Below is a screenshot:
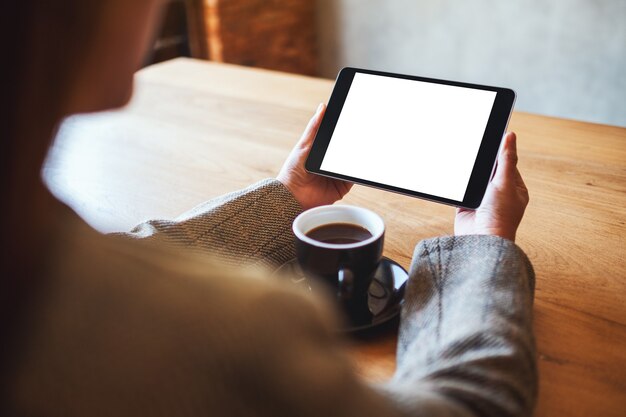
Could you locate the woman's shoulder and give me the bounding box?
[9,207,338,414]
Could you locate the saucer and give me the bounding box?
[273,257,408,333]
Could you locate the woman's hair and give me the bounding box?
[0,0,106,387]
[6,1,105,126]
[2,0,105,179]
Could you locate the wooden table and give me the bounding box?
[44,58,626,417]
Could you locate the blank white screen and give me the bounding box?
[320,73,497,201]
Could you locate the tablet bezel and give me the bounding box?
[305,67,516,209]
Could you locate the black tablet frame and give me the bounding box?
[305,67,516,209]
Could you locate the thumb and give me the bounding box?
[494,132,517,184]
[297,103,325,148]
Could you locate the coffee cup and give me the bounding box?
[292,205,385,326]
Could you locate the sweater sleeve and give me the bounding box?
[215,234,537,417]
[379,235,537,417]
[120,179,303,268]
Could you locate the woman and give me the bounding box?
[2,1,536,416]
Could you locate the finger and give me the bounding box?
[515,166,527,189]
[494,132,518,183]
[297,103,326,148]
[334,180,354,196]
[514,167,529,205]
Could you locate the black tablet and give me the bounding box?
[305,67,516,209]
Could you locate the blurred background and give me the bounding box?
[152,0,625,126]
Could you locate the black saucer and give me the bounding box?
[273,257,408,333]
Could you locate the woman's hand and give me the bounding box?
[455,132,529,241]
[277,104,353,210]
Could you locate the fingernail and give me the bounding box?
[316,103,324,114]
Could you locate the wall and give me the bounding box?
[316,0,626,127]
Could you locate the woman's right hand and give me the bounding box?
[454,132,529,241]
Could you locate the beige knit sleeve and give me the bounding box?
[381,235,537,417]
[119,179,303,268]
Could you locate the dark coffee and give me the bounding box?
[306,223,373,244]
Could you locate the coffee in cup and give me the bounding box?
[306,223,373,244]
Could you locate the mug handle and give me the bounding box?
[337,267,354,300]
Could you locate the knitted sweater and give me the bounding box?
[5,179,537,417]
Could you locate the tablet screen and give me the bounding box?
[319,73,497,201]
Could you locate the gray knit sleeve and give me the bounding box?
[382,235,537,417]
[120,179,303,267]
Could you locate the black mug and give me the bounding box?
[292,205,385,326]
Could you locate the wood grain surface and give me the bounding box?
[44,58,626,417]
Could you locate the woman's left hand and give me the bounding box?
[277,103,353,210]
